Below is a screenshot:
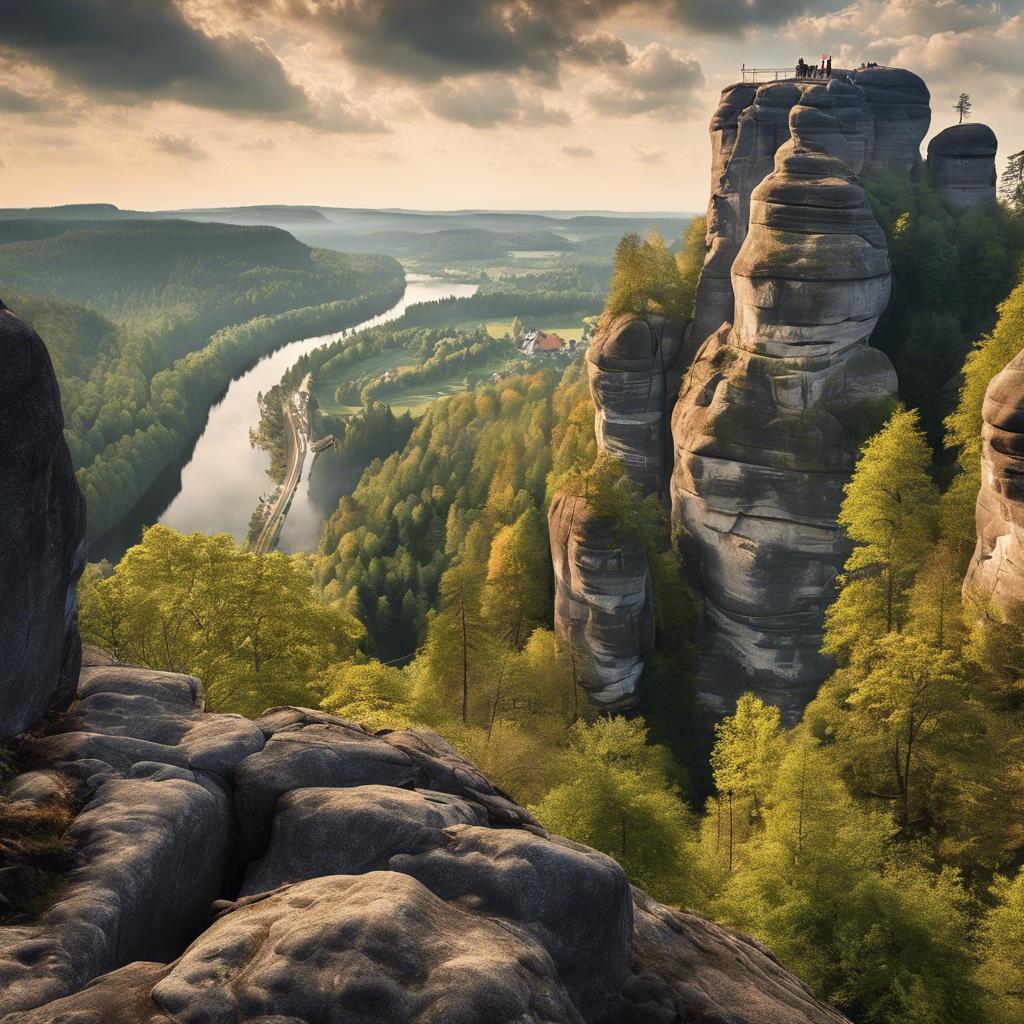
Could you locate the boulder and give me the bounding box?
[0,301,86,740]
[671,115,897,718]
[0,653,854,1024]
[588,314,687,498]
[548,490,654,708]
[927,123,998,211]
[852,65,931,172]
[964,346,1024,619]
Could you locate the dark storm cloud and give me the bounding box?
[0,0,309,114]
[296,0,836,82]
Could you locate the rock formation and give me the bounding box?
[0,299,86,740]
[690,68,929,347]
[927,123,998,211]
[548,490,654,708]
[671,97,898,717]
[1,649,852,1024]
[588,313,686,498]
[963,347,1024,620]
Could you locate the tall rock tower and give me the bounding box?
[672,87,900,718]
[927,123,998,211]
[963,347,1024,621]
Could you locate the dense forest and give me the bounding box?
[78,175,1024,1024]
[0,221,405,542]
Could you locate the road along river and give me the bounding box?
[91,275,478,562]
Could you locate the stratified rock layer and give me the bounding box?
[927,123,998,210]
[588,313,686,497]
[548,491,654,708]
[690,67,929,347]
[1,654,852,1024]
[0,300,86,740]
[964,347,1024,619]
[671,110,897,717]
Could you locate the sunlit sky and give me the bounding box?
[1,0,1022,213]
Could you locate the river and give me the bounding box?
[91,274,478,562]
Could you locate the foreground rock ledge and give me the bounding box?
[0,650,849,1024]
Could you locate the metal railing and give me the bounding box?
[740,65,795,83]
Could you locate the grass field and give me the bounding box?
[471,318,588,342]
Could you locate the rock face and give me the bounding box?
[963,348,1024,620]
[588,313,687,498]
[927,123,998,210]
[671,101,898,717]
[0,300,86,740]
[548,490,654,708]
[690,68,928,347]
[1,654,853,1024]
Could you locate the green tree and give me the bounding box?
[480,506,552,648]
[531,718,698,905]
[954,92,972,124]
[1000,150,1024,211]
[78,525,363,715]
[824,408,939,661]
[414,562,491,725]
[710,694,784,819]
[977,869,1024,1024]
[320,659,412,729]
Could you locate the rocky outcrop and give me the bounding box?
[0,300,86,740]
[671,102,898,717]
[548,490,654,708]
[690,68,928,347]
[1,655,852,1024]
[963,347,1024,620]
[588,313,687,498]
[927,123,998,211]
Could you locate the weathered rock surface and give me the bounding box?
[927,123,998,210]
[548,490,655,708]
[690,68,928,348]
[964,347,1024,620]
[588,314,687,498]
[0,300,86,740]
[671,106,898,717]
[1,656,853,1024]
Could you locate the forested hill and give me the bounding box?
[0,220,404,545]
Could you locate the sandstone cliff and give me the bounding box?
[548,489,654,708]
[671,99,898,717]
[927,123,998,211]
[0,650,851,1024]
[690,68,929,347]
[588,313,686,499]
[0,299,86,740]
[963,347,1024,620]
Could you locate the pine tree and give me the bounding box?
[954,93,972,124]
[999,150,1024,210]
[824,407,939,661]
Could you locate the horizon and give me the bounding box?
[2,1,1021,211]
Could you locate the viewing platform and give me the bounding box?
[739,65,845,84]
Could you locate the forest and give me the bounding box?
[77,171,1024,1024]
[0,221,405,543]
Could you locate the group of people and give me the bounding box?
[796,55,832,78]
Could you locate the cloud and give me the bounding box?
[306,90,390,133]
[587,43,704,117]
[0,0,309,115]
[427,78,569,128]
[0,84,53,113]
[152,133,209,160]
[561,143,595,157]
[632,146,669,163]
[241,136,276,151]
[287,0,826,85]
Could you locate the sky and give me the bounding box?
[1,0,1022,213]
